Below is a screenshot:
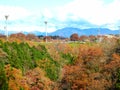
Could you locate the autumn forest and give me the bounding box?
[0,33,120,90]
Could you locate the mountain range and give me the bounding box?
[34,27,119,37]
[0,27,120,37]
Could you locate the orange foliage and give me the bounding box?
[45,44,61,62]
[5,64,29,90]
[105,53,120,72]
[77,45,103,63]
[87,72,111,90]
[55,43,72,54]
[25,67,54,90]
[59,44,106,90]
[26,34,40,42]
[60,65,88,90]
[5,64,54,90]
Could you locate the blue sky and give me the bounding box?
[0,0,120,32]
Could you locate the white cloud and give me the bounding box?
[55,0,104,22]
[0,5,31,20]
[1,23,56,33]
[42,8,53,19]
[55,0,120,28]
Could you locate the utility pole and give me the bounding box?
[5,15,9,41]
[44,21,47,43]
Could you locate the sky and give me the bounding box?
[0,0,120,32]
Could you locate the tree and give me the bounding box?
[5,64,29,90]
[43,36,52,42]
[26,34,39,41]
[70,33,79,41]
[79,35,88,42]
[89,35,97,42]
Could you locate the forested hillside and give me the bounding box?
[0,37,120,90]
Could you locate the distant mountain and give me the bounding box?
[0,27,119,38]
[49,27,83,37]
[49,27,119,37]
